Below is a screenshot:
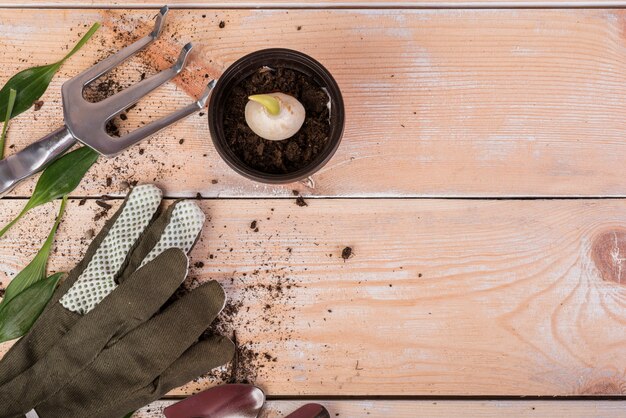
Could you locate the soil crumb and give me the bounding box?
[342,246,353,261]
[223,66,330,174]
[295,196,308,207]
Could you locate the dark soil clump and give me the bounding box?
[223,66,330,174]
[295,196,307,207]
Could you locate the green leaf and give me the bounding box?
[0,22,100,120]
[2,196,67,304]
[0,88,17,160]
[0,272,63,343]
[23,147,99,211]
[0,147,99,238]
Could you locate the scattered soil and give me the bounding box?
[223,66,330,174]
[33,100,44,111]
[188,218,300,385]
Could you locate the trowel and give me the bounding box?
[163,384,265,418]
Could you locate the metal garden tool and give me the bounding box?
[0,6,215,197]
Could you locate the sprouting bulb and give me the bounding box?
[245,93,306,141]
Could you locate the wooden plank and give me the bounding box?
[2,9,626,198]
[133,400,626,417]
[1,198,625,396]
[2,1,626,8]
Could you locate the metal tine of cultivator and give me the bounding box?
[94,42,193,120]
[65,6,168,91]
[108,79,217,154]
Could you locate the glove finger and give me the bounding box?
[76,247,190,346]
[0,249,189,415]
[49,185,161,307]
[118,200,205,284]
[91,336,235,418]
[58,184,163,315]
[158,335,235,389]
[113,280,226,377]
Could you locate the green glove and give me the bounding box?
[0,185,234,417]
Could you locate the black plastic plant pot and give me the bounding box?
[208,48,345,184]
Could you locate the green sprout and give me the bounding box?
[248,94,281,116]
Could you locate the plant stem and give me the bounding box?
[60,23,101,65]
[0,88,17,160]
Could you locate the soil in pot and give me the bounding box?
[223,66,330,174]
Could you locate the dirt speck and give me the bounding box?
[341,246,353,261]
[95,200,112,210]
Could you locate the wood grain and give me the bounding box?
[133,400,626,417]
[2,9,626,198]
[1,198,625,396]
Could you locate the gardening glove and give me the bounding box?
[29,267,233,418]
[0,185,234,417]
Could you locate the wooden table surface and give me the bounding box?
[0,2,625,417]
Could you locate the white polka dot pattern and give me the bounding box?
[60,185,162,314]
[138,201,205,269]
